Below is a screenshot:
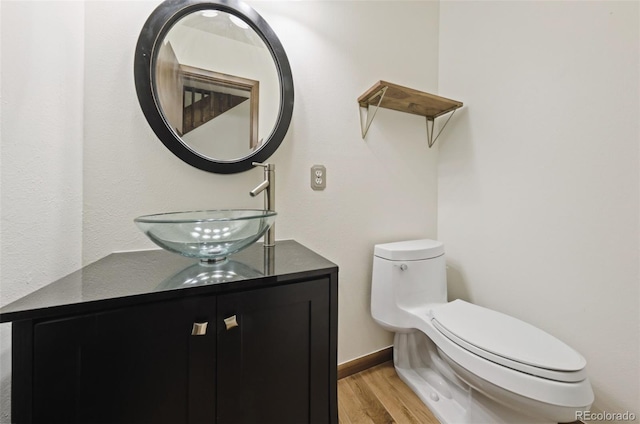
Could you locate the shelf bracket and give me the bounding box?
[359,86,388,138]
[426,109,457,148]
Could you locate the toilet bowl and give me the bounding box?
[371,239,594,424]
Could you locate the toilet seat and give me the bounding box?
[430,300,587,383]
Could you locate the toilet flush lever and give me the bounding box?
[395,263,408,271]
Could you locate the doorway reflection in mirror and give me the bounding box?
[153,9,279,161]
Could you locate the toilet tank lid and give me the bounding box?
[374,239,444,261]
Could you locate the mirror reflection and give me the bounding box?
[154,9,280,161]
[155,260,263,291]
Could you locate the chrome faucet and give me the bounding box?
[250,162,275,247]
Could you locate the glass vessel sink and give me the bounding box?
[135,209,276,263]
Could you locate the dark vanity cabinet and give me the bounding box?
[24,298,203,424]
[1,241,338,424]
[216,280,332,423]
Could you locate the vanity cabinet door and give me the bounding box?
[216,278,332,424]
[30,297,216,424]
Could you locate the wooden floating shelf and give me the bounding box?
[357,80,463,145]
[358,81,463,119]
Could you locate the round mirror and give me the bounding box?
[134,0,294,174]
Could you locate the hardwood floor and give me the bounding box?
[338,361,583,424]
[338,361,439,424]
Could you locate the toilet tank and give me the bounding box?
[371,239,447,331]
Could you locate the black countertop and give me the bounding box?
[0,240,338,323]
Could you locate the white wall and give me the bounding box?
[1,3,441,418]
[184,101,253,160]
[8,0,636,421]
[0,2,85,422]
[80,0,440,368]
[438,1,639,419]
[252,0,441,362]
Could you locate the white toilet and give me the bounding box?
[371,239,594,424]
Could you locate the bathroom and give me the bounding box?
[0,0,638,422]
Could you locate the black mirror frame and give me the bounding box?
[134,0,294,174]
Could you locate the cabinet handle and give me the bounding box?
[223,315,239,330]
[191,322,208,336]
